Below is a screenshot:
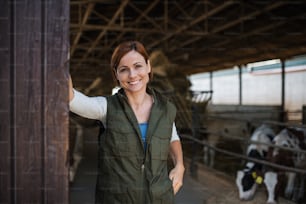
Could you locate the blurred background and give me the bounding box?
[68,1,306,203]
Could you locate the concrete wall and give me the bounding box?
[190,55,306,121]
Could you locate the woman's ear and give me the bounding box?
[113,69,118,79]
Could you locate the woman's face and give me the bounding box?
[115,50,151,93]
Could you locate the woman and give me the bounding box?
[69,41,185,203]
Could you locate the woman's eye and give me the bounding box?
[118,68,127,73]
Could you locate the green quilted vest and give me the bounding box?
[95,88,177,204]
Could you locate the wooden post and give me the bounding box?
[0,1,70,203]
[0,1,11,203]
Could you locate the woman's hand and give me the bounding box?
[169,140,185,195]
[69,75,74,101]
[169,163,185,195]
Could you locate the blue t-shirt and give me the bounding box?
[139,123,148,149]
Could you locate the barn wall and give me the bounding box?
[192,103,282,142]
[206,104,282,122]
[0,1,69,203]
[190,56,306,122]
[201,104,282,147]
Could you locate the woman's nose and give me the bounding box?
[129,68,137,77]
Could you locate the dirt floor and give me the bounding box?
[185,159,295,204]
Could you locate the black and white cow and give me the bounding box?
[236,124,275,201]
[264,127,306,204]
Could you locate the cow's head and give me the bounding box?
[236,168,264,200]
[236,149,264,200]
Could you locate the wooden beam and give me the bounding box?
[171,2,305,62]
[70,3,95,57]
[148,1,236,48]
[164,0,168,31]
[0,1,70,203]
[70,23,162,33]
[180,45,306,75]
[95,0,160,61]
[70,0,116,5]
[128,0,162,31]
[169,1,288,53]
[70,23,213,36]
[74,0,129,68]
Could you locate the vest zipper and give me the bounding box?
[140,163,145,203]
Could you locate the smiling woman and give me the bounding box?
[69,40,185,204]
[110,41,153,89]
[114,50,151,96]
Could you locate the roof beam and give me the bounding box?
[128,0,162,31]
[74,0,130,69]
[70,3,95,57]
[169,1,288,53]
[95,0,160,59]
[70,23,212,36]
[148,1,236,48]
[172,10,306,61]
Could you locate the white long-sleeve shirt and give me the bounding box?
[69,89,180,142]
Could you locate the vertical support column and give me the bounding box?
[0,1,70,203]
[209,71,213,100]
[281,59,286,122]
[44,0,70,203]
[303,105,306,125]
[239,65,242,105]
[0,1,11,203]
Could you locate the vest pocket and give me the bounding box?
[151,135,170,160]
[104,130,137,157]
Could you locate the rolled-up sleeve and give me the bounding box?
[69,89,107,122]
[171,123,180,142]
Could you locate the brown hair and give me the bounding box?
[110,41,153,85]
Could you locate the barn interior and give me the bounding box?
[68,1,306,203]
[70,0,306,95]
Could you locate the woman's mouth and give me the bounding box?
[128,80,140,85]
